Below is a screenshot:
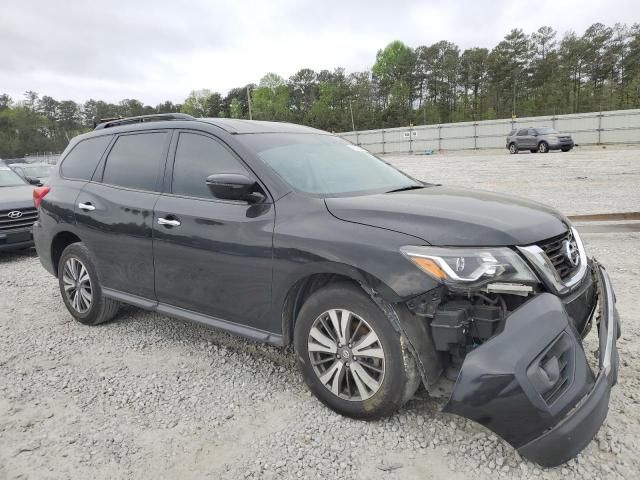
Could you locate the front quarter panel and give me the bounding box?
[269,192,439,333]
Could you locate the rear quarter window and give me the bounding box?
[61,135,113,180]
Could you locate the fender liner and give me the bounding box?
[359,283,444,388]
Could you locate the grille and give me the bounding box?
[0,207,38,231]
[537,231,580,280]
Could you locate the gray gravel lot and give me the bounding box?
[1,147,639,479]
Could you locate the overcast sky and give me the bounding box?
[1,0,637,105]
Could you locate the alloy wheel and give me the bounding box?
[307,309,386,401]
[62,257,93,313]
[538,142,548,153]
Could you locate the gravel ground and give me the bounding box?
[1,148,639,479]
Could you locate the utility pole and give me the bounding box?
[349,100,355,131]
[247,86,253,120]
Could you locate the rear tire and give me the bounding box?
[293,282,419,420]
[58,243,120,325]
[538,141,549,153]
[508,143,518,154]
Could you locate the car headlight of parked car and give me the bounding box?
[400,245,538,289]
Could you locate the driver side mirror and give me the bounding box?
[206,174,264,202]
[26,176,42,186]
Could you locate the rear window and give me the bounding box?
[61,135,112,180]
[102,132,169,191]
[516,129,528,136]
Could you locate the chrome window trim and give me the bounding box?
[517,226,587,295]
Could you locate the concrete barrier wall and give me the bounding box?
[337,109,640,154]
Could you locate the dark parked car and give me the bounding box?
[33,114,618,467]
[9,162,55,186]
[0,167,38,251]
[507,127,574,154]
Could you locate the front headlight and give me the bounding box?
[400,245,538,288]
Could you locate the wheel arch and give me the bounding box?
[51,230,83,276]
[278,265,401,347]
[279,266,444,388]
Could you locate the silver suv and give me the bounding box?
[506,127,574,154]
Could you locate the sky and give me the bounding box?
[1,0,638,105]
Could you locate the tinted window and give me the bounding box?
[103,132,168,191]
[172,133,247,198]
[238,133,420,195]
[61,135,112,180]
[516,129,528,136]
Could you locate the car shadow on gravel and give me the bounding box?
[0,247,38,264]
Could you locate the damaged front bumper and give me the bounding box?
[443,260,619,467]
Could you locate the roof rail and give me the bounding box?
[93,113,195,130]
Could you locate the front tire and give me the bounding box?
[58,243,120,325]
[294,282,419,420]
[508,143,518,154]
[538,141,549,153]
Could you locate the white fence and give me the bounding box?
[1,153,61,165]
[337,109,640,154]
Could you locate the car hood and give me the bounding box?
[324,186,569,246]
[0,184,35,210]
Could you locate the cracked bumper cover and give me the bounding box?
[443,261,619,467]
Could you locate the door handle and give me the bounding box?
[157,217,181,227]
[78,202,95,211]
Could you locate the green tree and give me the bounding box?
[372,41,416,108]
[181,89,213,117]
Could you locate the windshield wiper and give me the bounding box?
[386,184,425,193]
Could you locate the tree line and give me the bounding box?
[1,22,639,158]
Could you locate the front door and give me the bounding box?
[153,131,275,330]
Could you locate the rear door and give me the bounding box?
[153,131,275,330]
[74,130,171,299]
[516,129,532,149]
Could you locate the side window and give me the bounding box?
[172,132,248,199]
[516,129,528,136]
[102,132,168,191]
[61,135,112,180]
[529,128,538,136]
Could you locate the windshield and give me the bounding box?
[22,164,53,178]
[238,133,420,195]
[536,128,559,135]
[0,169,27,187]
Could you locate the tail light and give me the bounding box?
[33,186,50,209]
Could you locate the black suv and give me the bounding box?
[507,127,574,154]
[33,114,618,467]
